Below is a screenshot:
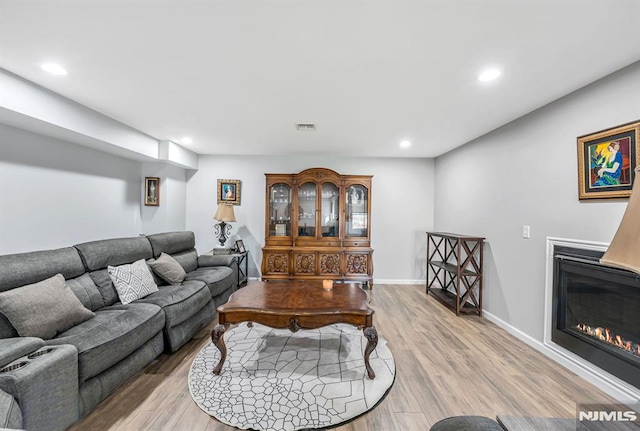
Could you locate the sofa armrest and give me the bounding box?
[0,338,45,369]
[198,255,237,268]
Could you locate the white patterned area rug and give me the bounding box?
[189,323,396,431]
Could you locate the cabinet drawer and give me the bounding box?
[321,241,341,247]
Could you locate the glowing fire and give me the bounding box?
[576,323,640,356]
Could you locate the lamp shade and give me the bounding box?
[214,204,236,222]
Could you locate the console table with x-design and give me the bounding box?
[426,232,485,316]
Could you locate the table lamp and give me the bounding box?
[213,204,236,247]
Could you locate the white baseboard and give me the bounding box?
[484,310,640,404]
[373,279,424,285]
[249,277,424,285]
[248,277,426,289]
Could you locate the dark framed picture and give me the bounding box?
[144,177,160,206]
[217,179,241,205]
[577,120,639,200]
[235,239,246,253]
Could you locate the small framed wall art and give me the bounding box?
[577,120,639,200]
[144,177,160,206]
[217,179,241,205]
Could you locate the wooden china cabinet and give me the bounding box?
[261,168,373,285]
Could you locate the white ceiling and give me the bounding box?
[1,0,639,158]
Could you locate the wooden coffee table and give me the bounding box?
[211,280,378,378]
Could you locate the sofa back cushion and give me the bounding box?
[146,231,196,257]
[0,315,17,339]
[0,247,85,293]
[170,250,198,273]
[66,273,106,311]
[146,231,198,272]
[75,237,153,271]
[75,237,154,306]
[87,269,121,306]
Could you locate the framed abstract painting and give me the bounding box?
[577,120,639,200]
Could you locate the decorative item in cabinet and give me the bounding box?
[261,168,373,286]
[267,182,292,239]
[426,232,484,316]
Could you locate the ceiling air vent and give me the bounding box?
[295,123,316,131]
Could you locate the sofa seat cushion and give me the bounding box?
[46,303,165,383]
[186,267,234,298]
[134,280,211,329]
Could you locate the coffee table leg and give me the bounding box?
[363,326,378,379]
[211,324,227,375]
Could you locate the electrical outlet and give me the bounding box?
[522,225,531,239]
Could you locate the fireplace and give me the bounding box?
[552,245,640,389]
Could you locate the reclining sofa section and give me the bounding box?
[0,231,238,430]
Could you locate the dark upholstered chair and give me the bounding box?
[430,415,504,431]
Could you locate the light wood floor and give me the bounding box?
[69,284,622,430]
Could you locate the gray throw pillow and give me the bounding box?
[108,259,159,304]
[0,273,95,339]
[148,252,187,285]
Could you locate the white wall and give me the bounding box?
[186,155,435,281]
[141,162,188,234]
[0,124,187,254]
[434,61,640,341]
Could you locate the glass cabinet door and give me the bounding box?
[269,183,291,237]
[346,184,368,238]
[321,183,339,237]
[297,182,316,237]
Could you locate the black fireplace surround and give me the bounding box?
[553,246,640,389]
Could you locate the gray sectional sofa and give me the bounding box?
[0,231,238,431]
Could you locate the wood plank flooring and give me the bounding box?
[69,284,624,430]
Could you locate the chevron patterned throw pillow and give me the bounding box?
[108,259,159,304]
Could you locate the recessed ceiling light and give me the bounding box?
[400,140,411,148]
[40,63,68,76]
[181,137,193,145]
[478,68,501,82]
